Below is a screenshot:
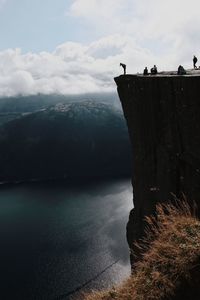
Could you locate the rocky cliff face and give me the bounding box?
[114,74,200,264]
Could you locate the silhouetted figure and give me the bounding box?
[120,63,126,75]
[193,55,198,69]
[150,65,157,75]
[177,65,186,75]
[143,67,149,75]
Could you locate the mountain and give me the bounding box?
[0,101,131,182]
[0,93,120,126]
[0,93,120,113]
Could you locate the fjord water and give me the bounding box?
[0,179,132,300]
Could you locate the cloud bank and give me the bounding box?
[0,0,200,97]
[0,36,157,97]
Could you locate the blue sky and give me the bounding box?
[0,0,90,52]
[0,0,114,52]
[0,0,200,96]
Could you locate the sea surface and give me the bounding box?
[0,179,132,300]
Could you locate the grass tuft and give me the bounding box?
[83,201,200,300]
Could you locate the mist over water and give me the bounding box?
[0,179,132,300]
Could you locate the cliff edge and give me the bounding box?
[114,72,200,263]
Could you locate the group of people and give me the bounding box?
[120,63,158,76]
[120,55,199,76]
[143,65,157,75]
[143,56,199,76]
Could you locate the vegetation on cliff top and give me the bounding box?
[84,201,200,300]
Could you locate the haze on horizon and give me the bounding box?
[0,0,199,97]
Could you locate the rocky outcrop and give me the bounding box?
[114,74,200,264]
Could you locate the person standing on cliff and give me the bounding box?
[120,63,126,75]
[193,55,198,69]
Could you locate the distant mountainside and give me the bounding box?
[0,101,131,182]
[0,93,119,113]
[0,93,120,126]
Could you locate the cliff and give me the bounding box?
[114,72,200,264]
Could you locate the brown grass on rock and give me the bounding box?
[83,201,200,300]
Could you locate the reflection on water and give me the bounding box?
[0,179,132,300]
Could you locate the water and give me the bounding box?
[0,179,132,300]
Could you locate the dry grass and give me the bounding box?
[83,201,200,300]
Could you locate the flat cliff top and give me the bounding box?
[115,69,200,81]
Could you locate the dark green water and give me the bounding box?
[0,179,132,300]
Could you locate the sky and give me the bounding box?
[0,0,200,96]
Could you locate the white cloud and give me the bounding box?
[0,36,161,97]
[68,0,124,20]
[1,0,200,96]
[0,29,199,97]
[68,0,200,37]
[68,0,200,62]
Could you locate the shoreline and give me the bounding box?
[0,174,131,188]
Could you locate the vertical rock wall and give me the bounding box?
[115,74,200,264]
